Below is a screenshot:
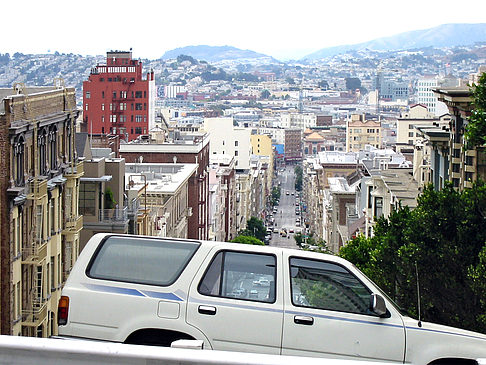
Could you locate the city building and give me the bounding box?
[119,130,210,240]
[0,86,83,337]
[396,104,451,147]
[250,134,274,195]
[303,130,325,156]
[284,128,302,163]
[204,117,252,170]
[346,114,382,152]
[75,134,129,250]
[208,155,237,242]
[433,85,486,190]
[417,75,461,116]
[82,50,155,142]
[124,163,197,239]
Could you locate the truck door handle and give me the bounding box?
[198,305,216,315]
[294,315,314,325]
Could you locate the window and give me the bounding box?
[144,91,146,98]
[88,236,199,286]
[48,126,57,170]
[135,103,142,110]
[289,258,372,315]
[235,141,238,146]
[199,251,276,303]
[101,103,105,111]
[135,91,143,98]
[13,135,24,186]
[102,91,104,98]
[85,92,91,99]
[135,127,142,134]
[38,128,48,175]
[408,132,414,137]
[235,150,239,156]
[374,196,383,218]
[79,182,96,216]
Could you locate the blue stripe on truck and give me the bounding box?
[82,283,182,301]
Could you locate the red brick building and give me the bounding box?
[82,51,155,142]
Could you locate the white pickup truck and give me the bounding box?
[58,233,486,364]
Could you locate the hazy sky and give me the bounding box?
[3,0,486,60]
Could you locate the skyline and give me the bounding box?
[3,0,486,61]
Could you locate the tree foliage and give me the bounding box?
[340,182,486,333]
[271,186,281,206]
[294,165,303,191]
[464,72,486,148]
[345,77,362,91]
[238,217,266,241]
[230,235,265,245]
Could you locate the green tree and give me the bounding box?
[465,72,486,148]
[294,165,303,191]
[345,77,362,91]
[230,236,265,245]
[238,217,266,241]
[261,89,270,99]
[340,182,486,333]
[104,187,117,209]
[271,186,281,206]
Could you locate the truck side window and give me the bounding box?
[199,251,276,303]
[87,236,199,286]
[290,258,372,315]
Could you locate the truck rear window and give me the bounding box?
[87,236,200,286]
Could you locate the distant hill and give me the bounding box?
[160,45,279,63]
[304,23,486,60]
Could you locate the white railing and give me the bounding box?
[0,335,401,365]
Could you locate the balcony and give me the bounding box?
[98,208,128,223]
[22,298,48,328]
[63,215,83,234]
[64,161,84,178]
[22,240,48,264]
[26,179,47,200]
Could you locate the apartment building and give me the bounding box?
[75,134,129,250]
[125,163,197,239]
[284,128,302,163]
[365,169,419,237]
[82,50,156,142]
[281,112,316,130]
[323,177,357,253]
[208,155,237,242]
[119,131,210,240]
[433,85,486,190]
[346,114,382,152]
[250,134,274,195]
[0,86,83,337]
[204,117,252,170]
[396,104,451,146]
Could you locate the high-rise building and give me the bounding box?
[82,51,155,142]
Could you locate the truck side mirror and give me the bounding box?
[370,293,387,317]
